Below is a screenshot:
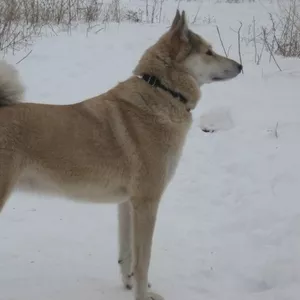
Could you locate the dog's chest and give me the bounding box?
[163,124,190,184]
[165,148,183,184]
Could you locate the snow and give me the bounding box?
[1,1,300,300]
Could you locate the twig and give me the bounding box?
[227,45,232,57]
[257,42,265,65]
[230,22,244,72]
[158,0,165,23]
[216,25,228,57]
[145,0,149,22]
[95,28,104,34]
[262,27,282,71]
[252,17,258,64]
[274,121,279,138]
[177,0,183,10]
[237,21,244,73]
[47,23,58,36]
[16,49,33,64]
[192,6,201,25]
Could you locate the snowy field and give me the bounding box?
[1,1,300,300]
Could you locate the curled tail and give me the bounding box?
[0,60,24,107]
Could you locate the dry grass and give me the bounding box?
[273,0,300,57]
[1,0,299,62]
[0,0,135,54]
[0,0,173,55]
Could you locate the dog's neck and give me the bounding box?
[137,74,190,111]
[133,48,200,111]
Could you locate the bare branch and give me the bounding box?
[262,26,282,71]
[216,25,229,57]
[237,21,244,73]
[192,6,201,25]
[252,17,258,64]
[16,49,33,64]
[275,122,279,139]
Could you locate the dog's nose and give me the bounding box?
[238,64,243,72]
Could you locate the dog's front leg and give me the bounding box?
[118,201,133,289]
[131,197,164,300]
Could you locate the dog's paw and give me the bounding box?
[122,274,151,290]
[136,292,164,300]
[199,106,234,133]
[122,273,134,290]
[147,292,164,300]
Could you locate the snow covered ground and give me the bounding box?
[1,1,300,300]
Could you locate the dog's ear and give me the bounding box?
[171,9,181,30]
[171,10,189,42]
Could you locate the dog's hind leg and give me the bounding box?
[0,184,10,212]
[118,201,134,289]
[0,153,22,213]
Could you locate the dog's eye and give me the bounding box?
[206,50,213,56]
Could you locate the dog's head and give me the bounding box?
[134,10,242,110]
[169,10,242,85]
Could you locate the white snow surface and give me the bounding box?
[1,2,300,300]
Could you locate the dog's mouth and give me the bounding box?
[211,71,239,82]
[211,77,224,81]
[211,66,243,82]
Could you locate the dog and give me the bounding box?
[0,10,242,300]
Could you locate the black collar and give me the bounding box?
[140,74,188,108]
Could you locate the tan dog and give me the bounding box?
[0,10,242,300]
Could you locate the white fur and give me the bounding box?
[17,168,128,204]
[185,53,241,85]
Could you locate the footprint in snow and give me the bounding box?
[199,106,235,133]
